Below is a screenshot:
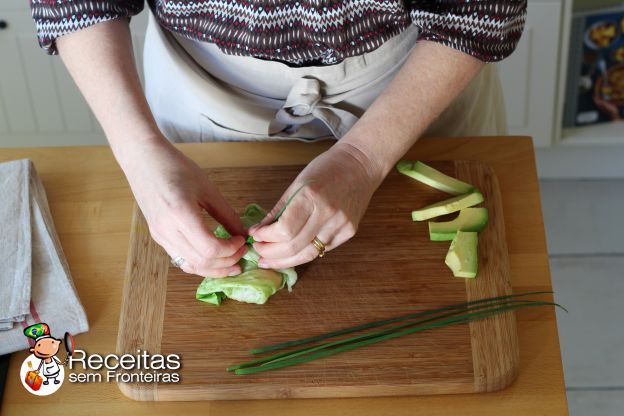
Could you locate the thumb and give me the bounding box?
[247,197,288,235]
[249,180,312,234]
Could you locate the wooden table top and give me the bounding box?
[0,137,568,415]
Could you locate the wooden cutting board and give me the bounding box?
[117,160,517,401]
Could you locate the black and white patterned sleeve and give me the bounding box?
[409,0,527,62]
[30,0,144,55]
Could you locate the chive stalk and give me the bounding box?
[233,300,562,375]
[250,291,554,355]
[271,181,313,224]
[227,298,561,372]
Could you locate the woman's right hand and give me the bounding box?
[54,20,245,275]
[117,135,247,277]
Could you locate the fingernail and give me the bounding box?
[258,259,268,268]
[228,270,240,277]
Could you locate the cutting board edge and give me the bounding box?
[116,205,168,402]
[118,380,159,401]
[137,381,478,401]
[458,161,520,393]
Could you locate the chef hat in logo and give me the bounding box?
[23,323,51,341]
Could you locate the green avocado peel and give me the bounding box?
[397,160,488,279]
[396,160,474,195]
[428,207,489,241]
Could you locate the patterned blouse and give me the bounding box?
[30,0,526,65]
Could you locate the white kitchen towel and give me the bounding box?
[0,159,88,354]
[0,159,31,330]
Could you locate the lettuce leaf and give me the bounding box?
[197,269,285,305]
[196,204,298,305]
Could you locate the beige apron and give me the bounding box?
[143,13,507,143]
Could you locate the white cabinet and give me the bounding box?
[0,0,146,147]
[497,0,563,148]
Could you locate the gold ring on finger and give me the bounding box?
[312,237,326,258]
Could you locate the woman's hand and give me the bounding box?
[120,135,247,276]
[248,142,384,268]
[55,21,245,276]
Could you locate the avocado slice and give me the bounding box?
[411,192,484,221]
[396,160,475,195]
[428,208,489,241]
[444,231,479,278]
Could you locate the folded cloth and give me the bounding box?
[0,159,88,354]
[0,160,31,330]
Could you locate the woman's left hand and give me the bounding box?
[248,142,384,269]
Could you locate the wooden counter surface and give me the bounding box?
[0,137,568,415]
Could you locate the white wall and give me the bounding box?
[0,0,147,147]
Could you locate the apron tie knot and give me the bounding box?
[269,77,359,139]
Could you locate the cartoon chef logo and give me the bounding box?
[19,323,74,396]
